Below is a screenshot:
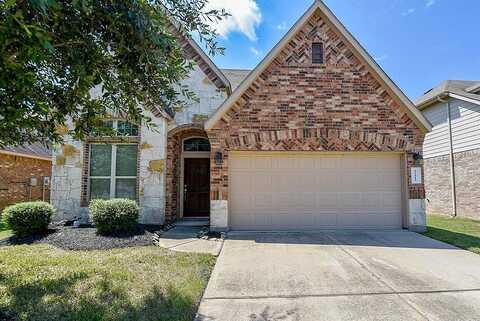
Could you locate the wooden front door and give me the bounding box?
[183,158,210,217]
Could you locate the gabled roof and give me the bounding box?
[0,143,52,161]
[221,69,251,91]
[167,22,232,94]
[205,0,431,132]
[466,82,480,93]
[416,80,480,109]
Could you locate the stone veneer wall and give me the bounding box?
[51,114,168,224]
[424,148,480,219]
[174,66,228,126]
[0,154,51,210]
[206,10,426,231]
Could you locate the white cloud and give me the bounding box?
[426,0,436,7]
[250,47,262,57]
[276,21,288,31]
[401,8,416,16]
[374,54,389,62]
[205,0,262,41]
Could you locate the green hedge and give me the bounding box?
[2,201,54,236]
[89,199,139,234]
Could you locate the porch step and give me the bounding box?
[175,218,209,227]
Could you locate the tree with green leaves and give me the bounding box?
[0,0,227,146]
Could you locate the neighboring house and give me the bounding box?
[416,80,480,219]
[51,0,431,231]
[0,144,52,210]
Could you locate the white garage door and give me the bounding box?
[229,152,404,230]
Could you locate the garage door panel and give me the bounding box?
[297,157,315,169]
[297,193,316,210]
[381,172,402,189]
[252,173,272,192]
[254,193,273,209]
[254,156,273,169]
[316,193,339,208]
[229,153,403,230]
[315,156,339,169]
[382,192,402,208]
[362,192,383,208]
[316,172,340,191]
[313,213,338,228]
[230,194,253,212]
[230,173,251,191]
[272,175,297,192]
[230,156,251,170]
[340,192,363,208]
[275,156,295,170]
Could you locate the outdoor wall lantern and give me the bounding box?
[214,151,223,165]
[410,152,423,165]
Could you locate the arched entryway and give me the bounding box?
[165,125,211,223]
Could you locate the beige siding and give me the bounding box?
[422,98,480,159]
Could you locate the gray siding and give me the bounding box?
[422,98,480,159]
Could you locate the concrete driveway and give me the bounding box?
[196,230,480,321]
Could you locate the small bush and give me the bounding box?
[2,201,54,236]
[89,199,139,235]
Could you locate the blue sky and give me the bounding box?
[205,0,479,100]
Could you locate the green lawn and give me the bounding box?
[423,214,480,254]
[0,220,12,240]
[0,244,215,321]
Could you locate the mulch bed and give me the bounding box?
[0,224,162,251]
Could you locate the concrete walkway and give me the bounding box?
[155,226,223,256]
[196,230,480,321]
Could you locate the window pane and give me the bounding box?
[117,121,139,136]
[90,178,111,200]
[116,145,138,176]
[115,178,137,199]
[90,120,114,136]
[90,145,112,176]
[184,138,211,152]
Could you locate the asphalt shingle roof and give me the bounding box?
[416,80,480,107]
[1,143,52,159]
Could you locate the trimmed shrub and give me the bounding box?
[89,199,139,235]
[2,201,54,236]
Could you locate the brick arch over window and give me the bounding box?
[165,124,208,222]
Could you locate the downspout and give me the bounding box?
[438,94,457,217]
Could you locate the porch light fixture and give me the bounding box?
[214,151,223,165]
[409,152,423,165]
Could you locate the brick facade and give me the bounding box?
[425,148,480,219]
[206,11,425,205]
[0,153,51,210]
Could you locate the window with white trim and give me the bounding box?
[89,144,138,200]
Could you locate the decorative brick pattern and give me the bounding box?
[425,148,480,219]
[0,154,51,210]
[165,125,208,223]
[206,11,425,204]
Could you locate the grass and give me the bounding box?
[0,244,215,321]
[423,214,480,254]
[0,220,12,240]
